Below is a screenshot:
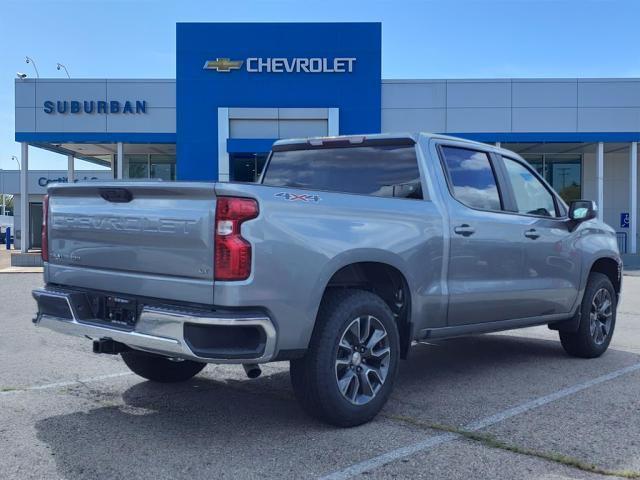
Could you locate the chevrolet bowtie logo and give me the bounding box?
[203,58,244,72]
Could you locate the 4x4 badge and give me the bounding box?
[275,192,321,203]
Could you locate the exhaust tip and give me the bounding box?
[243,363,262,379]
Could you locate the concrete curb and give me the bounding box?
[0,266,43,274]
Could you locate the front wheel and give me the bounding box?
[560,272,617,358]
[290,289,400,427]
[121,350,206,382]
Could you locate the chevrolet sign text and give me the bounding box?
[204,57,356,73]
[246,57,356,73]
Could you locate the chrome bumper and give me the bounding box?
[32,287,277,364]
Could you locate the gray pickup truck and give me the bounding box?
[33,133,621,426]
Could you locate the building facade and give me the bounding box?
[14,22,640,253]
[0,170,113,248]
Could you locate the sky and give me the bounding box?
[1,0,639,171]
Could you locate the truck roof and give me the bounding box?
[271,132,498,151]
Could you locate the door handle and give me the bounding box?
[524,228,540,240]
[454,224,475,237]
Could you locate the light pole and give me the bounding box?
[56,63,70,78]
[11,155,20,169]
[25,56,39,78]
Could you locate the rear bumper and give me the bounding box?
[32,286,276,364]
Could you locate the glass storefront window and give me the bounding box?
[230,153,268,182]
[521,154,581,203]
[124,153,176,180]
[546,155,581,203]
[150,155,176,181]
[126,154,149,179]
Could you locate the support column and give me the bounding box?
[20,143,29,253]
[67,154,75,183]
[495,142,501,148]
[116,142,124,179]
[1,170,5,216]
[597,142,604,222]
[631,142,638,254]
[328,108,340,136]
[218,108,230,182]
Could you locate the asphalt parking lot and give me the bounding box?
[1,273,639,479]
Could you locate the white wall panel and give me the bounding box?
[512,81,577,108]
[229,108,278,119]
[581,150,634,232]
[382,82,446,108]
[15,107,35,132]
[35,80,106,106]
[278,108,328,119]
[229,119,279,138]
[512,108,577,132]
[36,107,107,132]
[278,119,327,138]
[107,108,176,133]
[0,170,111,195]
[578,81,640,107]
[578,108,640,132]
[16,79,177,134]
[381,108,445,132]
[447,81,510,108]
[107,80,175,108]
[447,108,511,132]
[15,82,36,108]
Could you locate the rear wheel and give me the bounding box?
[121,350,206,382]
[560,272,617,358]
[290,289,400,427]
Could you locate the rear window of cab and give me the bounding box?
[262,145,423,199]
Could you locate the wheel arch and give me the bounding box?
[311,252,414,359]
[589,256,622,297]
[551,255,622,333]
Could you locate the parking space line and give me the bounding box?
[321,362,640,480]
[0,371,132,396]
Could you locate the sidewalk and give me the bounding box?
[0,266,43,273]
[0,249,11,270]
[0,249,43,274]
[622,254,640,276]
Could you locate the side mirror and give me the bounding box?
[569,200,597,222]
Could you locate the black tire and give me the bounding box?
[290,289,400,427]
[560,272,617,358]
[121,350,206,382]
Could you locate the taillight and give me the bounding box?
[214,197,258,281]
[42,194,49,262]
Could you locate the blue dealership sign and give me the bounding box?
[43,100,147,115]
[176,22,382,181]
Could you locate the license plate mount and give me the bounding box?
[101,295,139,329]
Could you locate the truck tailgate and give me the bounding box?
[45,182,216,304]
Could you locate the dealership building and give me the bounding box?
[13,22,640,253]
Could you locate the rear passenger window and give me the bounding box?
[502,157,557,217]
[262,145,423,199]
[440,146,501,211]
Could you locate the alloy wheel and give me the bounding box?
[590,288,613,345]
[335,315,391,405]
